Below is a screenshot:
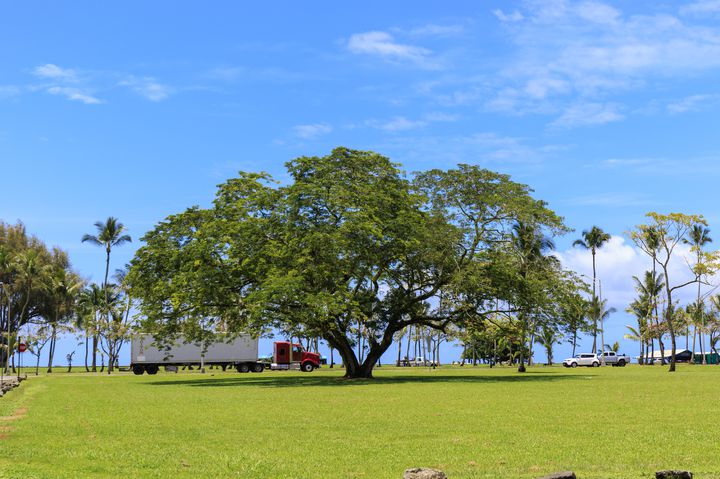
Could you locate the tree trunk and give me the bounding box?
[405,326,412,363]
[396,334,402,366]
[92,334,98,372]
[591,248,598,353]
[84,337,89,372]
[47,325,57,373]
[572,330,577,357]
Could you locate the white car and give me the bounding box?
[563,353,600,368]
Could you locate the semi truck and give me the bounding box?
[130,334,321,375]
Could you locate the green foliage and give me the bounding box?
[0,221,81,368]
[128,148,577,378]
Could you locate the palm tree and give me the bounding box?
[46,266,83,372]
[591,297,616,361]
[81,217,131,372]
[511,221,555,373]
[624,325,643,360]
[535,326,562,365]
[77,283,105,372]
[629,270,664,365]
[573,226,611,352]
[683,225,712,363]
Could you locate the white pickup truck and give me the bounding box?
[600,351,631,367]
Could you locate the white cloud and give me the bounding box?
[46,86,102,104]
[367,116,427,132]
[575,1,621,25]
[120,76,171,102]
[680,0,720,15]
[366,112,458,132]
[292,123,333,139]
[33,64,76,80]
[346,31,436,67]
[493,9,524,22]
[476,2,720,122]
[555,235,704,312]
[667,93,720,113]
[551,102,624,128]
[405,24,465,36]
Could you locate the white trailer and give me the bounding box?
[130,334,263,375]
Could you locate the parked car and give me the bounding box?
[562,353,600,368]
[599,351,630,367]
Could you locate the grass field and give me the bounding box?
[0,365,719,479]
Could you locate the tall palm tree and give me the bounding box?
[573,226,611,352]
[47,267,83,372]
[683,225,712,364]
[630,270,664,364]
[77,283,105,372]
[81,217,131,372]
[512,221,555,373]
[590,297,616,361]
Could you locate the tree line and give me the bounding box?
[3,148,717,379]
[0,218,132,375]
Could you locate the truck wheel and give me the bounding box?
[146,364,159,375]
[592,362,600,367]
[252,363,264,373]
[132,365,145,375]
[236,363,250,373]
[571,362,578,368]
[301,362,314,372]
[618,360,626,367]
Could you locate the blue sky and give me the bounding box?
[3,0,720,365]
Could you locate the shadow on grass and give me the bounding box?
[145,371,595,388]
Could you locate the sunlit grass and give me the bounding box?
[0,365,718,478]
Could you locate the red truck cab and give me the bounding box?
[272,341,321,372]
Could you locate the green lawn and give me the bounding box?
[0,365,718,478]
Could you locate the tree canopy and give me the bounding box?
[128,147,580,378]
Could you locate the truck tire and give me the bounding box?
[618,360,626,367]
[146,364,159,375]
[592,361,600,367]
[132,365,145,375]
[236,363,250,373]
[301,362,314,372]
[252,363,264,373]
[571,362,578,368]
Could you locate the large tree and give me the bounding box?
[128,148,574,378]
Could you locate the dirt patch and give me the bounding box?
[0,406,27,422]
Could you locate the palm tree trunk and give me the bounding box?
[84,336,89,372]
[396,334,402,366]
[92,334,98,372]
[591,249,598,353]
[47,326,57,373]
